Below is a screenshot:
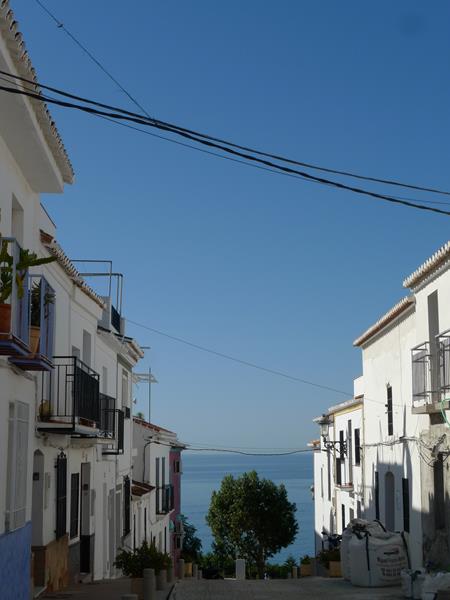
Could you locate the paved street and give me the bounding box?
[172,578,404,600]
[42,578,173,599]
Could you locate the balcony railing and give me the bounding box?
[0,237,29,356]
[412,342,434,406]
[10,275,55,371]
[157,484,174,515]
[99,393,116,437]
[102,408,125,455]
[37,356,100,434]
[438,330,450,399]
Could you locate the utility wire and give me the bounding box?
[3,59,449,199]
[127,318,406,409]
[0,81,449,216]
[33,0,152,119]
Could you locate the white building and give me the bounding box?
[312,378,363,555]
[313,240,450,571]
[0,3,73,598]
[132,418,184,559]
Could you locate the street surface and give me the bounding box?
[172,578,404,599]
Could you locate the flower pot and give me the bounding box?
[300,563,312,577]
[30,325,40,354]
[329,561,342,578]
[130,577,143,599]
[184,562,193,577]
[39,401,52,421]
[0,303,11,334]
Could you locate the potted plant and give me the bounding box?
[317,548,341,577]
[300,555,312,577]
[328,548,342,577]
[29,280,55,354]
[114,541,171,600]
[0,239,55,335]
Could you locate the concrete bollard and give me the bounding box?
[198,569,203,580]
[156,569,167,591]
[178,558,185,579]
[167,565,175,583]
[122,596,138,600]
[143,568,155,600]
[235,558,246,581]
[292,566,298,579]
[192,563,198,579]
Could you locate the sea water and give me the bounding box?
[181,451,314,563]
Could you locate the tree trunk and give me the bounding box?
[257,548,265,579]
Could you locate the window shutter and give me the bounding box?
[6,402,29,531]
[56,451,67,539]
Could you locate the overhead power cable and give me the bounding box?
[0,80,448,216]
[33,0,152,119]
[3,49,449,199]
[127,318,406,409]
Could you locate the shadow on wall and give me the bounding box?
[364,413,450,570]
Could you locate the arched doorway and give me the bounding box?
[385,471,395,531]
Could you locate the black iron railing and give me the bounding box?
[99,393,116,437]
[38,356,100,429]
[102,409,124,455]
[157,484,174,514]
[111,304,121,333]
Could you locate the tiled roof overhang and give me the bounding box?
[353,296,415,347]
[40,230,105,309]
[403,241,450,290]
[0,0,74,183]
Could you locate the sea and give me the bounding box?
[181,451,314,563]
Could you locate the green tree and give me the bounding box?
[206,471,298,578]
[180,514,202,562]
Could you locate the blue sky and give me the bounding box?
[12,0,450,448]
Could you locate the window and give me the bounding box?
[156,458,160,514]
[336,458,342,485]
[341,504,346,532]
[82,330,92,367]
[354,428,361,465]
[144,507,147,541]
[357,500,361,518]
[121,369,129,409]
[173,460,181,474]
[434,453,445,530]
[327,451,331,500]
[375,471,380,520]
[6,401,29,531]
[123,476,131,536]
[320,467,324,498]
[70,473,80,539]
[386,385,393,436]
[402,478,410,533]
[339,430,345,459]
[347,420,353,484]
[102,367,108,395]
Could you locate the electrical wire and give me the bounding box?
[0,72,449,215]
[4,52,449,199]
[33,0,153,119]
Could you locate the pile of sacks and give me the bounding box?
[341,518,410,587]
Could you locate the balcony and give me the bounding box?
[412,335,450,414]
[156,484,174,515]
[102,406,125,456]
[0,237,29,356]
[10,275,55,371]
[37,356,100,435]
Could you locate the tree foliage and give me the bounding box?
[206,471,298,576]
[180,514,202,562]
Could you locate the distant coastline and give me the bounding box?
[181,452,314,562]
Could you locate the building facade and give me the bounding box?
[313,240,450,571]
